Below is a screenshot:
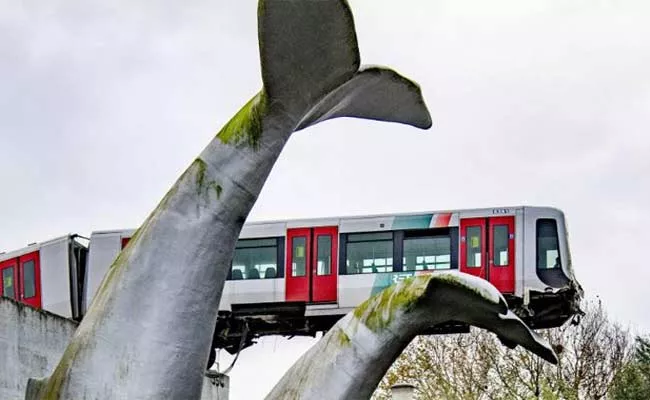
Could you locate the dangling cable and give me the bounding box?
[220,321,250,375]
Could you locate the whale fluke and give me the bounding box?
[297,66,432,130]
[258,0,360,117]
[265,271,557,400]
[29,1,434,399]
[259,0,431,131]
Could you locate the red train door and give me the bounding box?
[286,228,311,302]
[285,227,338,303]
[311,227,338,302]
[19,251,42,308]
[488,216,515,294]
[1,258,18,300]
[460,217,515,294]
[460,218,487,279]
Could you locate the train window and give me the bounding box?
[403,236,451,271]
[2,268,15,299]
[493,225,509,266]
[316,235,332,276]
[292,237,307,277]
[230,238,280,280]
[466,226,482,267]
[23,260,36,299]
[537,219,561,269]
[345,232,393,274]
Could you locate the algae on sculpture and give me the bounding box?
[266,272,558,400]
[27,1,432,399]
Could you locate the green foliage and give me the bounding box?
[610,335,650,399]
[635,336,650,372]
[373,299,637,400]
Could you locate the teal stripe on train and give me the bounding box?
[390,214,433,230]
[370,272,416,296]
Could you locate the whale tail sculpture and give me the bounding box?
[256,1,431,132]
[26,1,433,399]
[265,271,559,400]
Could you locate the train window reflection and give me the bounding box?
[317,235,332,276]
[292,237,307,277]
[466,226,482,267]
[493,225,509,266]
[403,236,451,271]
[537,219,561,269]
[346,232,393,274]
[230,238,279,280]
[23,260,36,299]
[2,268,15,299]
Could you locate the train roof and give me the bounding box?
[240,204,563,226]
[0,234,77,261]
[1,205,565,254]
[87,205,564,237]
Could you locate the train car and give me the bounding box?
[0,234,88,320]
[84,205,583,354]
[0,206,583,357]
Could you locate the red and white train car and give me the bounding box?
[84,205,582,352]
[0,235,87,319]
[1,205,583,354]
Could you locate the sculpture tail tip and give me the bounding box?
[296,66,433,132]
[258,0,432,133]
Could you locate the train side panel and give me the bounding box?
[521,207,577,293]
[337,274,376,309]
[85,231,132,314]
[515,208,525,297]
[219,279,284,311]
[3,205,580,333]
[40,238,74,318]
[0,236,77,318]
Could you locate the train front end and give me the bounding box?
[515,207,584,329]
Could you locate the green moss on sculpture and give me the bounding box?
[210,182,223,199]
[217,90,268,150]
[195,158,208,195]
[336,328,351,347]
[24,377,47,400]
[35,169,191,399]
[433,272,500,305]
[353,275,430,332]
[193,158,223,201]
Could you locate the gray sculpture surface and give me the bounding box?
[27,1,432,399]
[265,272,557,400]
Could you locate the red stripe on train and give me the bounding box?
[433,213,452,228]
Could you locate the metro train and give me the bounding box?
[1,205,583,357]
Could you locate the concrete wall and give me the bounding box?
[0,298,228,400]
[0,298,77,400]
[203,371,229,400]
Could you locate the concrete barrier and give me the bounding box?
[0,298,228,399]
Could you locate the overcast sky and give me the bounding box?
[1,0,649,398]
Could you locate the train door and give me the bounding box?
[460,218,486,280]
[1,258,18,299]
[460,216,515,293]
[19,252,42,308]
[285,227,338,303]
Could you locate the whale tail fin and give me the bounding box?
[258,0,432,131]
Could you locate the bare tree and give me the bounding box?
[373,299,633,400]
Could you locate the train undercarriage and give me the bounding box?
[208,286,584,367]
